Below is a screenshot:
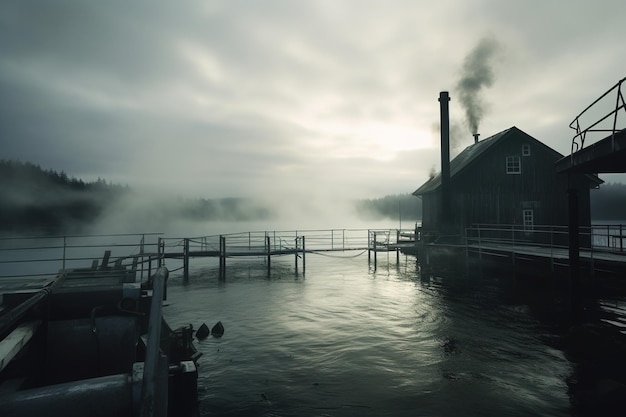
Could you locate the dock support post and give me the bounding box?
[568,186,581,325]
[368,230,371,264]
[219,236,226,272]
[295,237,299,274]
[373,232,378,270]
[183,238,190,284]
[140,235,145,281]
[302,236,306,275]
[156,237,162,270]
[266,235,271,273]
[396,230,400,264]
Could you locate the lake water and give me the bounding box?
[163,251,575,417]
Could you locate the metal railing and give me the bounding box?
[465,223,626,253]
[158,227,421,258]
[0,233,163,280]
[570,76,626,154]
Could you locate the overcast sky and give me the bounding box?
[1,0,625,201]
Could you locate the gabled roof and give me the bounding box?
[412,126,601,196]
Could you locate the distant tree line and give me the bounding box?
[353,193,422,222]
[2,159,624,234]
[0,160,128,233]
[0,160,273,234]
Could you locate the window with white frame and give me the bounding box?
[522,144,531,156]
[506,156,521,174]
[523,209,534,230]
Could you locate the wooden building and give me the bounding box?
[412,126,602,241]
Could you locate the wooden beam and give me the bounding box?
[0,321,40,373]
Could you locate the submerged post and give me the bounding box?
[302,236,306,275]
[219,236,226,271]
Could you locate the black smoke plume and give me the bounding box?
[456,36,501,135]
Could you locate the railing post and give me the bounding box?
[266,235,271,271]
[478,225,482,263]
[140,235,145,281]
[156,237,162,269]
[219,236,226,272]
[550,226,555,272]
[183,238,190,284]
[367,230,371,263]
[373,232,378,270]
[621,225,624,252]
[62,236,67,270]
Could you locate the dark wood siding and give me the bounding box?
[419,128,595,241]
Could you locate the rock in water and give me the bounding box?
[211,321,225,337]
[196,323,210,340]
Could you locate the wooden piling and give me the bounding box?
[568,187,581,324]
[219,236,226,271]
[302,236,306,275]
[294,237,299,274]
[100,250,111,271]
[266,235,271,272]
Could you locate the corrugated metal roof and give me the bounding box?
[413,127,518,196]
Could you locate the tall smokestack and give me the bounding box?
[439,91,450,225]
[473,133,480,144]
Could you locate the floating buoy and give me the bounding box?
[211,321,224,337]
[196,323,210,340]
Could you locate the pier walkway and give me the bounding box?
[0,228,419,286]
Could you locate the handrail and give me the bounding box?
[466,223,626,253]
[0,233,164,279]
[158,227,421,257]
[570,76,626,153]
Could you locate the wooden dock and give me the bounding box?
[155,228,420,280]
[0,259,201,416]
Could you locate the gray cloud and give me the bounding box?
[1,0,625,207]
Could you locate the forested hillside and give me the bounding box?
[1,159,624,234]
[0,160,273,234]
[0,160,127,233]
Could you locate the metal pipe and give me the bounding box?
[0,373,133,417]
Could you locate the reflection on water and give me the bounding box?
[164,254,574,417]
